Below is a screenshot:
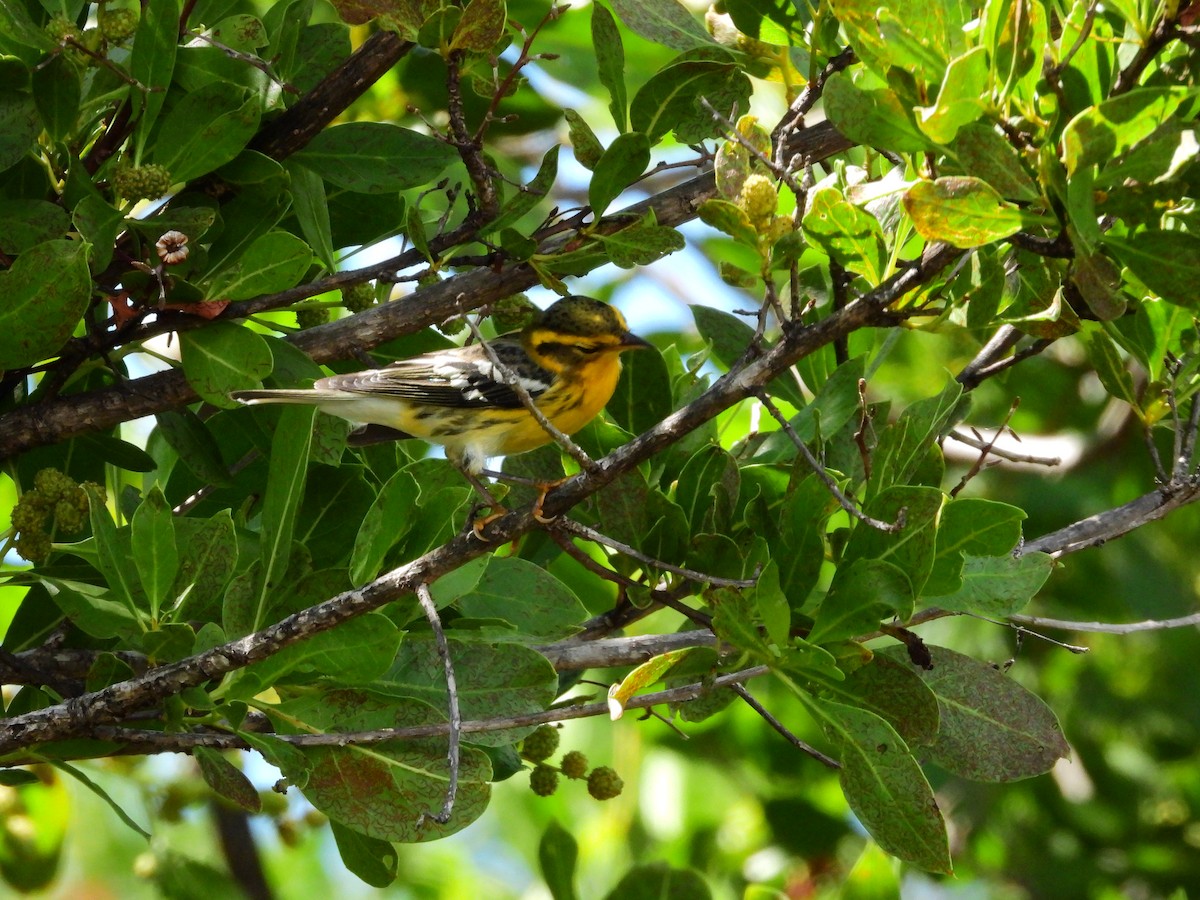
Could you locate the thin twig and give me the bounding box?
[415,583,460,827]
[1008,611,1200,634]
[731,682,840,769]
[40,666,771,756]
[949,399,1021,497]
[462,312,598,472]
[554,518,758,588]
[946,429,1061,467]
[545,528,713,628]
[755,391,904,532]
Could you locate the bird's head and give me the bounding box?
[521,296,651,370]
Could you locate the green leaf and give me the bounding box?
[984,0,1042,98]
[179,322,274,408]
[253,406,316,633]
[823,71,933,153]
[592,4,628,131]
[843,486,943,598]
[698,198,760,247]
[629,61,736,144]
[823,654,940,747]
[236,611,400,694]
[205,230,313,301]
[39,577,139,639]
[690,305,806,408]
[484,146,558,235]
[71,194,124,272]
[925,498,1025,595]
[381,639,557,746]
[809,558,913,644]
[595,217,685,268]
[0,200,70,255]
[275,693,491,841]
[1083,326,1139,409]
[802,188,888,284]
[868,381,963,496]
[154,409,231,486]
[918,47,987,144]
[84,485,144,625]
[753,559,790,648]
[350,470,418,586]
[454,557,588,642]
[1104,231,1200,309]
[882,645,1070,782]
[589,131,650,215]
[194,747,261,813]
[948,123,1039,201]
[0,92,39,172]
[563,109,604,171]
[923,552,1052,615]
[131,486,178,621]
[49,760,151,841]
[609,0,716,50]
[451,0,506,51]
[285,162,335,271]
[1063,87,1195,176]
[130,0,181,155]
[30,54,79,142]
[609,340,672,437]
[330,820,398,889]
[603,862,713,900]
[170,512,239,623]
[814,699,951,874]
[0,239,91,370]
[293,122,458,192]
[154,83,261,183]
[904,177,1029,248]
[539,819,579,900]
[675,444,740,533]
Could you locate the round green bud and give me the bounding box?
[99,7,139,42]
[295,307,330,329]
[740,174,779,228]
[560,750,589,780]
[341,283,376,313]
[520,725,560,763]
[529,764,559,797]
[586,766,624,801]
[45,14,81,44]
[491,294,537,334]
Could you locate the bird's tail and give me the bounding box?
[230,389,341,405]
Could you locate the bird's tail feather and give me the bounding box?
[230,389,341,405]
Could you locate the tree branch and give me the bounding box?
[0,237,962,755]
[0,122,852,463]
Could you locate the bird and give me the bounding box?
[231,296,651,488]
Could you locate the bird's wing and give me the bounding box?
[315,340,555,409]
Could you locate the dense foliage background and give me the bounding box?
[1,0,1199,896]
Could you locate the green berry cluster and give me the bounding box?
[519,726,623,801]
[99,6,139,42]
[112,163,173,201]
[490,294,537,334]
[45,14,81,44]
[295,307,330,329]
[10,469,101,563]
[340,283,376,313]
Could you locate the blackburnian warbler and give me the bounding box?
[231,296,650,474]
